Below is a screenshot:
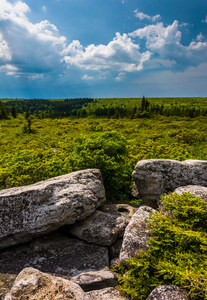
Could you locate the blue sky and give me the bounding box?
[0,0,207,98]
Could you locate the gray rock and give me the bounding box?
[69,209,128,246]
[119,206,155,266]
[132,159,207,208]
[86,287,127,299]
[4,267,87,300]
[0,232,109,278]
[146,285,190,300]
[0,169,105,249]
[173,185,207,202]
[71,267,118,292]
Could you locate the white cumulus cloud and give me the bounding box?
[0,0,206,83]
[134,9,160,22]
[0,0,66,77]
[129,21,207,68]
[63,32,152,73]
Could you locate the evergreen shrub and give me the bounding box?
[116,193,207,299]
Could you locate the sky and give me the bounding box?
[0,0,207,99]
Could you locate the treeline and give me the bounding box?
[83,97,207,119]
[1,98,93,119]
[129,97,207,119]
[1,97,207,120]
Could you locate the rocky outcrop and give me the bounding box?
[69,210,128,246]
[2,159,204,299]
[4,268,127,300]
[0,232,109,278]
[71,267,118,292]
[4,267,86,300]
[146,285,190,300]
[119,206,155,265]
[132,159,207,207]
[0,169,105,249]
[173,185,207,202]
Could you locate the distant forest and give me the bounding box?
[1,97,207,120]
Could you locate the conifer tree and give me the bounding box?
[0,101,9,119]
[11,104,17,118]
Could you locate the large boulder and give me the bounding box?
[119,206,155,266]
[69,209,128,246]
[146,285,190,300]
[4,267,87,300]
[0,169,105,249]
[132,159,207,207]
[173,185,207,202]
[0,232,109,279]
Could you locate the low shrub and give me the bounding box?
[116,193,207,299]
[69,131,132,201]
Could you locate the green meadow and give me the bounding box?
[0,97,207,200]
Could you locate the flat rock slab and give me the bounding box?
[132,159,207,207]
[0,169,105,249]
[69,209,128,246]
[173,185,207,202]
[86,287,127,300]
[119,206,155,266]
[71,267,118,292]
[146,285,190,300]
[0,232,109,281]
[4,267,87,300]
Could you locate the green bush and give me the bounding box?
[69,131,132,201]
[117,193,207,299]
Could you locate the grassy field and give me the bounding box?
[1,108,207,198]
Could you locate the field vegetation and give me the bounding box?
[0,97,207,198]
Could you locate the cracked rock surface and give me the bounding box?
[0,169,105,249]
